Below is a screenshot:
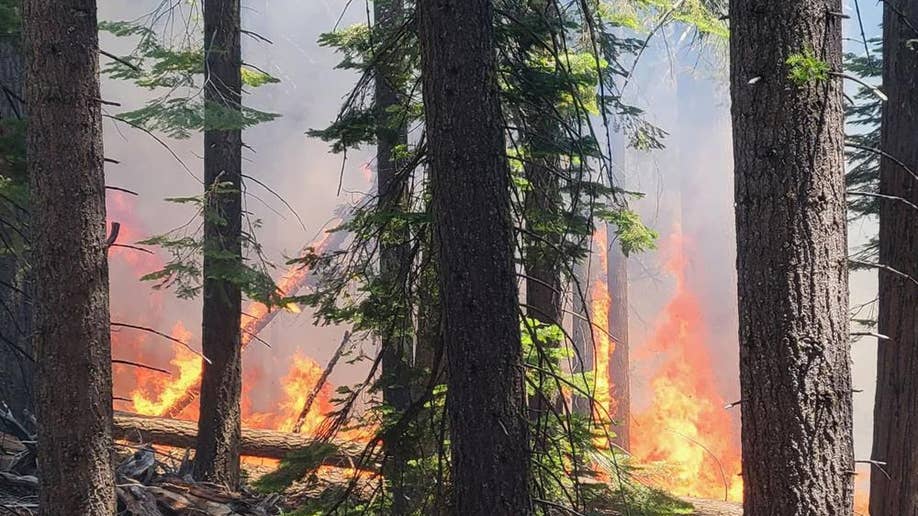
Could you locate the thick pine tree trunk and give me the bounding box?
[869,2,918,513]
[24,0,115,513]
[195,0,243,488]
[418,0,531,513]
[605,237,629,450]
[373,0,414,512]
[730,1,853,514]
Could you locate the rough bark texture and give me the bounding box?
[195,0,243,488]
[373,1,414,512]
[869,2,918,513]
[606,237,629,450]
[571,262,593,416]
[418,0,531,513]
[113,412,358,465]
[729,1,853,514]
[24,0,116,513]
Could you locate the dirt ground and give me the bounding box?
[684,498,743,515]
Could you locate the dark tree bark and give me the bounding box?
[24,0,115,513]
[195,0,243,488]
[0,32,32,419]
[418,0,531,513]
[523,117,563,424]
[729,1,853,514]
[373,1,414,511]
[570,262,593,416]
[605,237,629,450]
[869,2,918,513]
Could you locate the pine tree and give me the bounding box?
[194,0,244,487]
[373,0,414,511]
[869,1,918,511]
[24,0,115,512]
[606,229,630,449]
[729,0,854,513]
[417,0,531,512]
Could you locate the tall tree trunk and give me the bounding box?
[418,0,531,513]
[523,119,562,463]
[869,2,918,512]
[374,0,413,512]
[571,261,593,416]
[729,1,853,514]
[605,237,629,450]
[195,0,243,488]
[24,0,115,513]
[607,123,630,451]
[0,31,32,419]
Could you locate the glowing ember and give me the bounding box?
[632,230,743,501]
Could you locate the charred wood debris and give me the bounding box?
[0,403,287,516]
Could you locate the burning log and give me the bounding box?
[112,412,359,466]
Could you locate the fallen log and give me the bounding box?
[112,412,359,467]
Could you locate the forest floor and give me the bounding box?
[685,498,743,515]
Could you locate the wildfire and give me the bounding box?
[589,226,615,428]
[108,191,347,434]
[245,354,334,434]
[631,230,743,501]
[130,322,202,418]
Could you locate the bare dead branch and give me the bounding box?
[112,359,172,376]
[111,322,211,364]
[292,331,352,434]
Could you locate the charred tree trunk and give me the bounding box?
[195,0,243,488]
[523,117,563,423]
[869,2,918,513]
[418,0,531,513]
[571,261,593,416]
[605,237,629,450]
[0,32,32,419]
[24,0,115,513]
[373,1,414,512]
[730,1,853,514]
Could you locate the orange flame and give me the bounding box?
[632,230,743,501]
[130,322,202,417]
[589,226,615,428]
[245,354,334,433]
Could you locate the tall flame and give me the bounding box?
[632,230,743,501]
[589,226,615,426]
[130,322,202,417]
